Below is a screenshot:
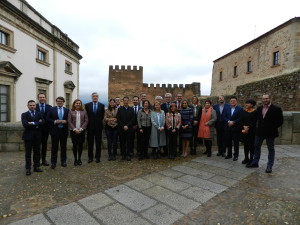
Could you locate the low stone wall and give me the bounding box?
[1,112,299,152]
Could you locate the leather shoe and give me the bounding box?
[265,166,272,173]
[77,159,82,165]
[51,164,56,169]
[34,167,43,172]
[121,156,126,161]
[246,163,259,168]
[26,169,31,176]
[61,162,67,167]
[216,152,222,156]
[222,153,226,157]
[96,159,101,163]
[225,155,232,159]
[242,159,249,164]
[233,157,238,161]
[127,156,131,161]
[88,159,93,163]
[42,161,50,166]
[203,150,208,155]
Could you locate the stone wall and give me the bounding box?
[108,65,200,104]
[1,112,299,152]
[211,17,300,96]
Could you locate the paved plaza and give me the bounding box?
[2,145,300,225]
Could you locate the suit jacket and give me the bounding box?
[21,110,44,140]
[223,105,243,131]
[213,103,230,128]
[255,104,283,138]
[132,105,142,126]
[117,106,135,130]
[189,104,202,122]
[85,102,105,131]
[161,102,171,114]
[46,106,69,135]
[67,110,88,130]
[36,103,52,125]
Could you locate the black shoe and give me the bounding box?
[127,156,131,161]
[222,153,226,157]
[88,159,93,163]
[112,155,116,161]
[242,159,249,164]
[225,155,232,159]
[51,164,56,169]
[74,160,78,166]
[207,152,212,157]
[96,159,101,163]
[216,152,222,156]
[121,156,126,161]
[26,169,31,176]
[34,167,43,172]
[77,159,82,165]
[42,160,50,166]
[61,162,67,167]
[203,150,208,155]
[246,163,259,168]
[138,157,143,161]
[108,156,112,161]
[233,157,238,161]
[265,166,272,173]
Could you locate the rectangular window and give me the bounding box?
[247,61,252,73]
[273,51,280,65]
[65,93,71,109]
[36,46,50,66]
[38,50,46,61]
[0,85,9,122]
[219,71,222,81]
[65,61,73,74]
[0,31,8,45]
[233,66,237,76]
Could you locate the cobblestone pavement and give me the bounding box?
[1,145,299,225]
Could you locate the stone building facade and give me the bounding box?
[0,0,82,122]
[211,17,300,96]
[108,65,201,104]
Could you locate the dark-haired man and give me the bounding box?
[36,93,52,166]
[47,97,69,168]
[131,96,142,158]
[21,100,44,175]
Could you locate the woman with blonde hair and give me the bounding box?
[68,99,88,166]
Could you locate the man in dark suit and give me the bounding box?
[213,95,230,157]
[21,100,44,175]
[247,94,283,173]
[176,92,183,155]
[35,93,52,166]
[131,96,142,158]
[189,95,202,155]
[85,92,105,163]
[47,96,69,168]
[223,96,243,161]
[161,93,172,156]
[117,96,135,161]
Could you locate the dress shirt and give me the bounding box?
[219,104,224,114]
[75,111,81,129]
[231,106,236,116]
[262,103,271,118]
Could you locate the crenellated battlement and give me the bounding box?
[142,82,200,89]
[109,65,143,72]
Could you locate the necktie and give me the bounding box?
[41,104,45,116]
[93,103,97,114]
[58,107,63,128]
[167,103,169,109]
[31,110,35,118]
[178,101,181,109]
[135,106,137,114]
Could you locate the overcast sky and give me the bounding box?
[27,0,299,102]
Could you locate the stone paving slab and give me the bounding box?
[158,169,184,178]
[8,214,51,225]
[181,161,206,169]
[141,203,184,225]
[180,186,216,203]
[93,203,151,225]
[78,192,115,212]
[178,175,228,194]
[208,175,239,187]
[125,178,155,191]
[46,202,99,225]
[105,184,157,212]
[192,158,233,169]
[143,186,200,214]
[171,165,215,180]
[143,173,191,192]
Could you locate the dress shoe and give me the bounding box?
[51,164,56,169]
[34,167,43,172]
[265,166,272,173]
[96,159,101,163]
[216,152,222,156]
[77,159,82,165]
[111,156,116,161]
[233,157,238,161]
[127,156,131,161]
[26,169,31,176]
[74,160,78,166]
[42,160,50,166]
[242,159,249,164]
[88,159,93,163]
[203,150,208,155]
[222,153,226,157]
[207,152,212,157]
[61,162,67,167]
[246,163,259,168]
[225,155,232,159]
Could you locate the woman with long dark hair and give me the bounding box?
[68,99,88,166]
[179,100,193,157]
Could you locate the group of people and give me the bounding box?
[21,92,283,176]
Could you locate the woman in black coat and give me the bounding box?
[240,99,257,166]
